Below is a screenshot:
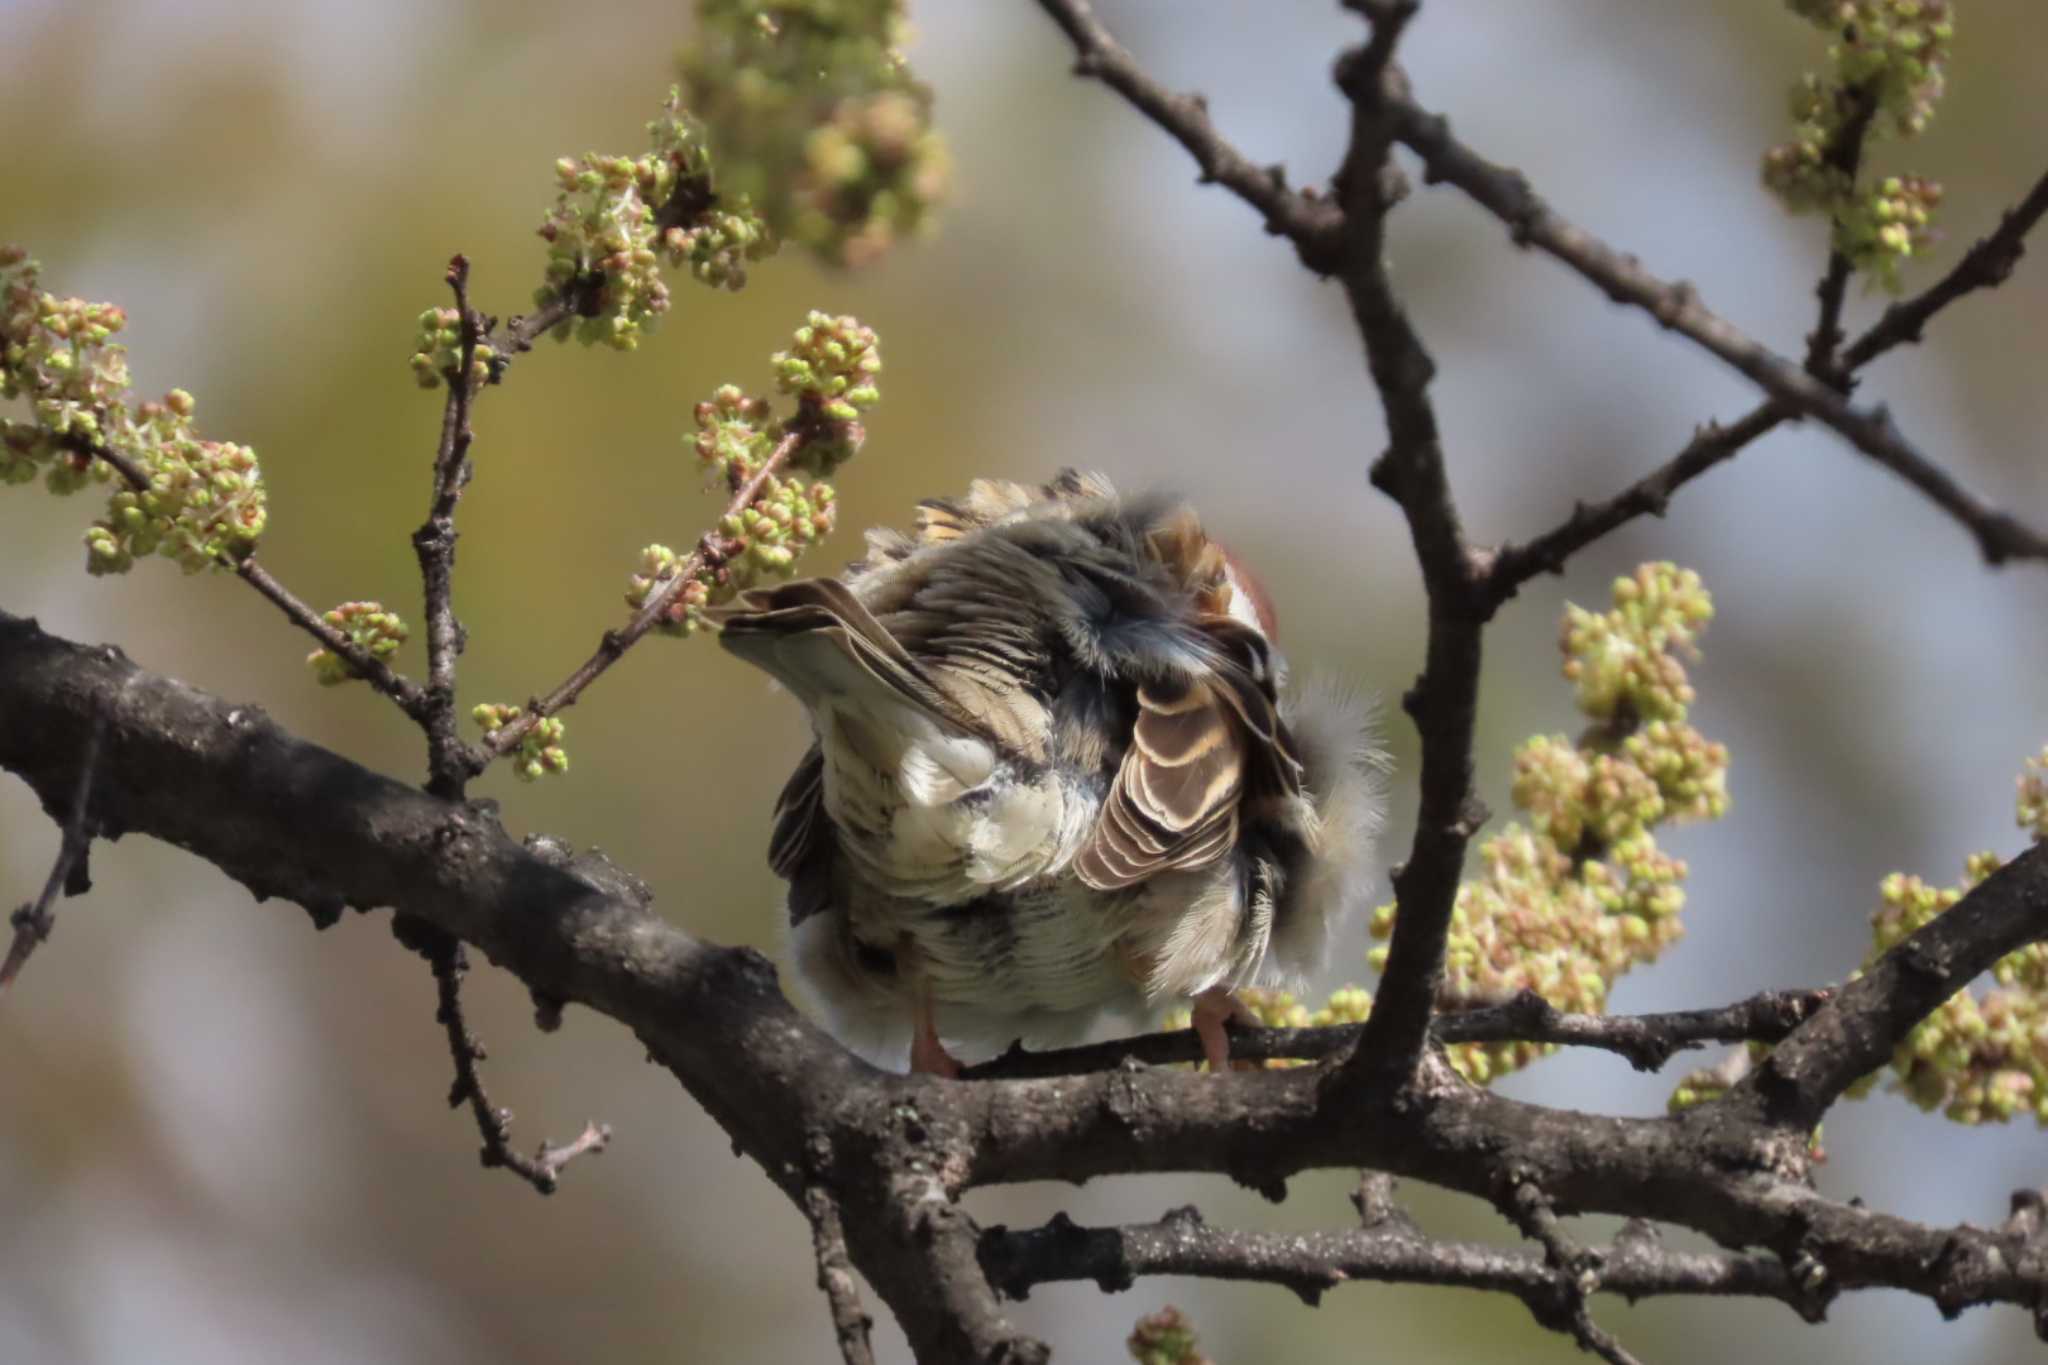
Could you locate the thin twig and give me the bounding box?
[958,987,1830,1080]
[1033,0,1344,268]
[233,559,435,718]
[470,427,808,771]
[1803,84,1881,383]
[404,920,610,1195]
[1498,1178,1646,1365]
[1484,406,1782,607]
[0,715,104,994]
[55,431,436,717]
[1387,93,2048,568]
[1486,164,2048,605]
[487,268,610,361]
[413,254,488,795]
[805,1186,879,1365]
[1351,1171,1420,1235]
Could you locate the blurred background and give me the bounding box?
[3,2,2046,1361]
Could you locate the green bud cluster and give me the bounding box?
[3,249,269,575]
[1833,175,1942,289]
[719,476,840,586]
[82,425,266,576]
[407,306,496,390]
[1371,564,1728,1084]
[1560,563,1712,723]
[1126,1306,1212,1365]
[680,1,949,268]
[1764,2,1952,289]
[693,384,778,483]
[2018,748,2048,844]
[625,543,713,636]
[1849,812,2048,1124]
[2,264,130,455]
[473,703,570,782]
[775,311,882,421]
[533,88,776,351]
[775,310,882,476]
[629,312,873,636]
[305,601,410,686]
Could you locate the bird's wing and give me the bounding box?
[768,742,825,882]
[1074,617,1304,892]
[1074,673,1245,890]
[769,743,843,928]
[717,577,988,739]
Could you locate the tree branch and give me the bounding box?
[1328,32,1489,1087]
[961,987,1832,1079]
[981,1204,1797,1318]
[0,712,102,993]
[49,432,436,717]
[804,1186,878,1365]
[1843,166,2048,371]
[1802,83,1881,383]
[1735,840,2048,1132]
[839,1171,1048,1364]
[0,608,1036,1359]
[413,254,490,796]
[1484,162,2048,606]
[392,917,609,1194]
[1384,91,2048,568]
[1484,405,1784,607]
[1033,0,1345,269]
[1497,1177,1644,1365]
[234,557,436,719]
[6,610,2048,1346]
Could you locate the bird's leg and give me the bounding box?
[909,985,964,1078]
[1191,986,1257,1072]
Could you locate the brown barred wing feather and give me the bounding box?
[1075,674,1247,891]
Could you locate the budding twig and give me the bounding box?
[412,254,492,795]
[0,715,104,995]
[468,426,807,772]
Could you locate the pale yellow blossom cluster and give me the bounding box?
[622,313,874,637]
[680,0,949,268]
[1849,824,2048,1125]
[3,249,266,574]
[306,602,410,686]
[1366,565,1728,1082]
[1764,1,1953,289]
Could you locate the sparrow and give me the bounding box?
[718,470,1382,1075]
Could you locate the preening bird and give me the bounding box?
[718,471,1382,1075]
